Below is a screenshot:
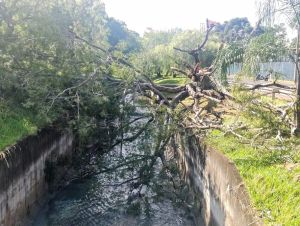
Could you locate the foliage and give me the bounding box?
[215,17,257,43]
[204,85,298,224]
[132,43,173,78]
[0,0,140,146]
[171,30,220,68]
[213,24,287,81]
[258,0,300,132]
[232,86,291,135]
[214,43,244,83]
[242,28,287,76]
[132,29,220,79]
[0,101,39,150]
[207,129,300,225]
[259,0,300,28]
[107,17,141,54]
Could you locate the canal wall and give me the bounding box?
[0,127,74,226]
[171,130,261,226]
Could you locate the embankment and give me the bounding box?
[0,127,74,226]
[171,130,261,226]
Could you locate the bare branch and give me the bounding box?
[138,83,171,106]
[173,25,215,63]
[139,82,186,93]
[111,117,154,148]
[171,90,189,107]
[245,82,295,91]
[170,67,189,76]
[173,26,214,55]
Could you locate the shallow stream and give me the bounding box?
[31,108,195,226]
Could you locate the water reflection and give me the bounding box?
[32,171,193,226]
[32,111,194,226]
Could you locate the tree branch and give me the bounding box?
[111,117,154,148]
[47,66,100,112]
[245,82,295,91]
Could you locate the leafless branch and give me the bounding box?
[245,82,295,91]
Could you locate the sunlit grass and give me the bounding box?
[0,102,39,150]
[260,95,290,106]
[154,76,189,85]
[206,130,300,225]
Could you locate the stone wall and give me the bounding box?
[0,128,74,226]
[172,130,262,226]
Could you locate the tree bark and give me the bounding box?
[294,26,300,135]
[294,27,300,83]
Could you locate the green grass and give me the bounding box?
[0,102,39,151]
[260,95,290,106]
[206,130,300,225]
[154,77,189,85]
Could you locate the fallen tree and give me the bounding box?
[65,19,297,139]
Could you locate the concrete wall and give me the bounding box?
[171,130,262,226]
[0,128,74,226]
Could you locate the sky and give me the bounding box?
[102,0,258,34]
[102,0,297,39]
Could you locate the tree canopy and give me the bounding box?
[0,0,141,145]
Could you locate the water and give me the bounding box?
[32,175,193,226]
[31,108,195,226]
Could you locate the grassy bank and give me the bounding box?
[0,102,39,151]
[206,130,300,225]
[154,77,189,85]
[156,76,300,224]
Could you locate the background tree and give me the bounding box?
[132,29,220,79]
[258,0,300,134]
[215,17,256,43]
[212,17,262,83]
[213,17,288,83]
[106,17,141,54]
[0,0,140,145]
[242,26,287,76]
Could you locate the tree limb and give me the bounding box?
[245,82,295,91]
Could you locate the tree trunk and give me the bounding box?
[294,27,300,135]
[294,27,300,83]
